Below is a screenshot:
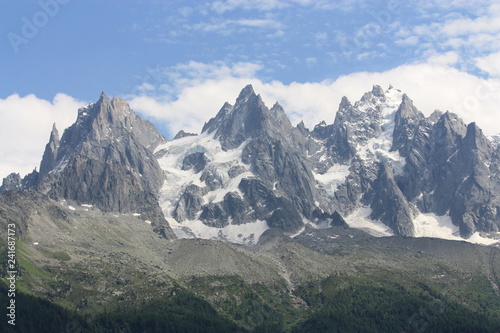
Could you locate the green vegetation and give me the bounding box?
[187,275,296,331]
[0,282,243,333]
[2,192,500,332]
[89,286,244,332]
[2,269,500,332]
[294,274,500,332]
[45,250,72,261]
[0,281,81,333]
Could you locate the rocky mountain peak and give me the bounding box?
[173,130,197,140]
[339,96,352,112]
[296,120,307,131]
[160,85,326,239]
[202,85,293,150]
[39,123,60,177]
[392,93,424,154]
[397,94,421,119]
[271,101,283,111]
[236,84,256,103]
[99,90,109,101]
[371,84,385,97]
[201,102,233,135]
[269,101,293,134]
[75,93,131,129]
[5,84,499,245]
[0,173,22,193]
[433,111,467,145]
[463,122,492,153]
[33,93,173,238]
[360,85,386,103]
[50,122,59,138]
[429,110,443,123]
[370,162,414,236]
[112,95,129,109]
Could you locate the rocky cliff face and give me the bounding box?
[295,86,414,235]
[287,85,499,239]
[12,92,174,238]
[39,123,60,178]
[0,173,23,193]
[0,169,39,194]
[388,106,500,237]
[152,84,500,242]
[158,85,335,242]
[2,85,499,244]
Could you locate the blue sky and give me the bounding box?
[2,0,414,99]
[1,0,500,179]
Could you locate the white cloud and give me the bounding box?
[396,35,419,46]
[178,6,194,18]
[356,51,379,61]
[305,57,317,65]
[329,63,500,135]
[475,51,500,77]
[426,51,460,66]
[210,0,287,13]
[127,58,500,144]
[314,32,328,43]
[409,3,500,56]
[0,93,86,180]
[439,10,500,36]
[192,18,284,35]
[413,0,493,17]
[237,19,282,29]
[266,29,285,38]
[127,62,266,136]
[209,0,351,13]
[4,57,500,182]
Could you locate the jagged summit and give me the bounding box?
[392,94,424,155]
[236,84,256,102]
[173,130,197,140]
[371,84,385,97]
[202,84,292,150]
[50,122,58,134]
[39,123,60,178]
[463,122,491,151]
[34,93,174,238]
[2,85,499,245]
[286,84,499,240]
[397,94,421,118]
[268,101,293,132]
[338,96,352,110]
[157,85,330,242]
[360,85,386,103]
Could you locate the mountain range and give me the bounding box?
[2,84,499,245]
[1,84,500,332]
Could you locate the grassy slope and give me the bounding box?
[1,191,500,332]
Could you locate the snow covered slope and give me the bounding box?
[151,85,500,245]
[5,86,499,246]
[155,132,271,244]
